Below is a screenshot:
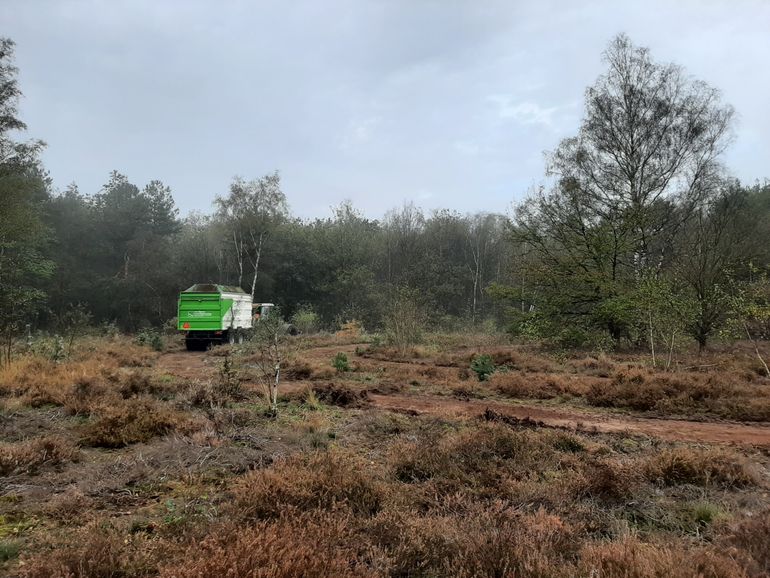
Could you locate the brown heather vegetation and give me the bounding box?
[0,436,78,476]
[1,334,769,577]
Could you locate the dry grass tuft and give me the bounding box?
[310,383,370,408]
[230,450,384,520]
[491,371,591,399]
[158,514,373,578]
[0,436,79,476]
[578,537,747,578]
[79,397,195,447]
[19,523,151,578]
[367,505,577,578]
[643,448,759,489]
[723,509,770,576]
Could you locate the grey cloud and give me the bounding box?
[2,0,768,219]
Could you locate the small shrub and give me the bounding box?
[0,539,20,562]
[549,432,586,453]
[644,448,758,489]
[284,359,313,380]
[0,436,79,476]
[331,352,350,372]
[571,458,637,501]
[336,320,364,339]
[291,306,320,334]
[388,424,545,489]
[369,506,577,578]
[230,450,384,520]
[158,513,369,578]
[135,329,164,352]
[724,508,770,575]
[217,353,243,400]
[311,383,369,408]
[19,524,144,578]
[80,398,188,447]
[578,537,747,578]
[470,354,495,381]
[44,489,94,524]
[117,370,155,398]
[185,381,227,409]
[383,290,425,352]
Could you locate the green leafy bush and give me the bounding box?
[291,306,321,334]
[332,352,350,372]
[470,354,495,381]
[135,329,164,352]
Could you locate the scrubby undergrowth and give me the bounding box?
[0,335,768,577]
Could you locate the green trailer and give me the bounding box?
[177,284,253,351]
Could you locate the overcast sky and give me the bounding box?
[3,0,769,219]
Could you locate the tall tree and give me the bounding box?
[512,34,734,341]
[0,38,52,362]
[215,172,288,298]
[675,181,760,350]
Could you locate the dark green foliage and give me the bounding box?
[0,38,52,364]
[332,352,350,372]
[135,329,164,352]
[470,354,495,381]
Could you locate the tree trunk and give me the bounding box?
[744,322,770,378]
[233,231,244,288]
[696,333,707,355]
[666,329,676,371]
[648,310,656,367]
[249,231,265,300]
[272,363,280,411]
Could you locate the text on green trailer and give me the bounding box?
[177,284,252,351]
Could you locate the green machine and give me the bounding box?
[177,284,253,350]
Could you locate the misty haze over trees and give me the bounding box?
[1,34,769,358]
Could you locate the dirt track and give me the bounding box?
[157,348,770,448]
[370,393,770,447]
[156,351,217,380]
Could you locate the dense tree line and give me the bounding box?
[1,34,769,356]
[42,176,513,331]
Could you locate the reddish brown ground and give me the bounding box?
[370,393,770,447]
[156,342,770,448]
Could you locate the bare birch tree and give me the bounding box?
[249,309,292,414]
[215,172,288,297]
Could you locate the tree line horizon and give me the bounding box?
[1,33,769,359]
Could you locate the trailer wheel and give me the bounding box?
[227,330,235,345]
[237,331,244,345]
